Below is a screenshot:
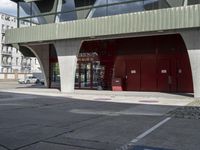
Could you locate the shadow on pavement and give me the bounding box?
[0,90,198,150]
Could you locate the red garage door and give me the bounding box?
[157,58,171,92]
[125,52,193,92]
[140,55,157,91]
[126,58,141,91]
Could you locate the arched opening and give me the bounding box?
[77,34,193,93]
[49,44,60,89]
[21,44,49,87]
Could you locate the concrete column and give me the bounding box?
[181,29,200,98]
[25,44,50,88]
[54,40,82,93]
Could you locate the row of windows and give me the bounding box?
[2,56,38,66]
[1,45,19,54]
[1,24,14,32]
[1,18,29,31]
[1,67,32,73]
[1,67,13,73]
[18,0,200,26]
[1,14,16,22]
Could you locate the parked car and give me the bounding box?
[18,76,40,84]
[40,79,45,85]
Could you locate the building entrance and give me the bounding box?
[49,34,193,93]
[75,53,105,89]
[76,63,92,89]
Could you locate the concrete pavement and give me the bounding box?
[2,87,194,106]
[0,81,199,150]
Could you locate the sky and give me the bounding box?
[0,0,17,16]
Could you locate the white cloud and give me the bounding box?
[0,0,17,16]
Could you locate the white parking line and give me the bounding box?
[117,117,171,150]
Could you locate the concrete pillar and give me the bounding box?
[25,44,50,88]
[54,40,82,93]
[181,29,200,98]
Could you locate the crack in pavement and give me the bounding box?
[11,116,108,150]
[0,144,11,150]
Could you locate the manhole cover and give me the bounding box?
[139,100,159,103]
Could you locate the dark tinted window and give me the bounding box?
[75,0,96,7]
[188,0,200,5]
[34,0,55,13]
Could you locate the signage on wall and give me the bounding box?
[131,70,136,74]
[178,69,182,74]
[161,70,167,74]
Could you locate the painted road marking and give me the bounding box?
[117,117,171,150]
[131,117,171,143]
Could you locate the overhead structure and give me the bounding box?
[5,0,200,98]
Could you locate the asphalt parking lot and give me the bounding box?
[0,81,199,150]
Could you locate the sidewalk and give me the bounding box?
[1,87,194,107]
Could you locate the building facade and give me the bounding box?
[5,0,200,98]
[0,12,40,74]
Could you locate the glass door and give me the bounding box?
[75,61,105,89]
[80,63,92,88]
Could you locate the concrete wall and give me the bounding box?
[54,39,82,93]
[181,29,200,98]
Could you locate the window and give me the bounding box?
[1,35,5,43]
[2,56,7,64]
[16,57,19,65]
[35,58,37,64]
[1,14,4,20]
[2,24,4,30]
[1,24,5,32]
[58,0,77,21]
[107,1,144,16]
[2,45,7,53]
[5,16,11,21]
[19,2,31,17]
[188,0,200,5]
[17,0,193,26]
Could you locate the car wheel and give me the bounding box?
[26,80,30,84]
[35,79,40,84]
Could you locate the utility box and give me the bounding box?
[112,78,123,91]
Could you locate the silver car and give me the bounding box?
[18,76,40,84]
